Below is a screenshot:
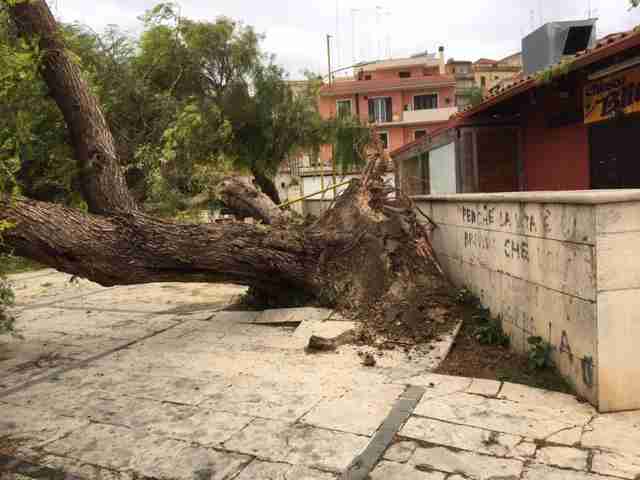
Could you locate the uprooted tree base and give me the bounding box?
[1,0,458,352]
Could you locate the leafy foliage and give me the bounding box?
[455,287,479,306]
[0,1,334,214]
[468,86,484,107]
[474,309,510,347]
[527,336,554,370]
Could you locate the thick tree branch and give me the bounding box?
[219,176,288,224]
[7,0,136,214]
[0,196,316,293]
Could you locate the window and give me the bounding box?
[481,76,487,88]
[414,130,427,140]
[399,71,411,78]
[364,74,372,80]
[336,99,352,118]
[413,94,438,110]
[368,97,392,123]
[456,65,470,74]
[378,132,389,149]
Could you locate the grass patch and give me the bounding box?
[1,256,43,275]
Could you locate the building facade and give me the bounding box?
[317,50,458,163]
[446,59,476,108]
[392,28,640,195]
[474,52,523,93]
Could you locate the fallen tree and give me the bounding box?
[1,0,450,345]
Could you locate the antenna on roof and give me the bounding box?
[530,10,535,33]
[351,9,360,64]
[539,0,543,27]
[336,0,340,70]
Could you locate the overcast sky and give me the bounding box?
[50,0,640,79]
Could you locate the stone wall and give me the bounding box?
[414,190,640,412]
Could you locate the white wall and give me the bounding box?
[302,173,395,200]
[414,191,640,413]
[428,142,456,194]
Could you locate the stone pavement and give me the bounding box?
[0,270,639,479]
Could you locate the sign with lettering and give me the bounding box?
[584,66,640,124]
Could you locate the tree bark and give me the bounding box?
[0,197,316,295]
[6,0,136,215]
[251,168,281,206]
[219,177,289,225]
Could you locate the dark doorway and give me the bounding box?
[590,115,640,189]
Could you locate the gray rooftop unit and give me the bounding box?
[522,19,597,75]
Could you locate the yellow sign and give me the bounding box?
[584,66,640,124]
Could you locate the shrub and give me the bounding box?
[527,336,554,370]
[474,309,510,347]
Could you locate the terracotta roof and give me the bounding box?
[390,28,640,159]
[319,75,456,96]
[390,120,456,158]
[452,28,640,121]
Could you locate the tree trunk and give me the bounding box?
[0,197,316,297]
[6,0,135,215]
[251,168,282,206]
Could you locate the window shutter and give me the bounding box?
[385,97,392,122]
[368,99,374,122]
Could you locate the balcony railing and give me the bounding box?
[400,107,458,124]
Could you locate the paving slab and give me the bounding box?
[253,307,334,324]
[3,270,639,480]
[547,426,584,446]
[37,454,136,480]
[9,272,100,308]
[368,461,446,479]
[223,419,369,472]
[466,378,502,397]
[591,450,640,479]
[400,416,526,458]
[413,391,593,439]
[233,460,336,479]
[0,402,88,450]
[395,373,473,398]
[410,446,524,479]
[581,410,640,455]
[499,382,595,415]
[523,464,615,480]
[300,383,405,435]
[383,441,418,463]
[535,446,589,471]
[44,423,251,479]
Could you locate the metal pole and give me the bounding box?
[278,180,353,209]
[351,9,357,64]
[336,0,340,70]
[326,34,332,84]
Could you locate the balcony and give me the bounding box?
[376,107,458,126]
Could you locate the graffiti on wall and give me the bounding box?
[461,205,551,234]
[460,205,549,263]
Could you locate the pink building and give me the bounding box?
[318,49,458,164]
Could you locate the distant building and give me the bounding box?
[446,59,476,108]
[317,48,458,161]
[392,25,640,194]
[474,52,523,93]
